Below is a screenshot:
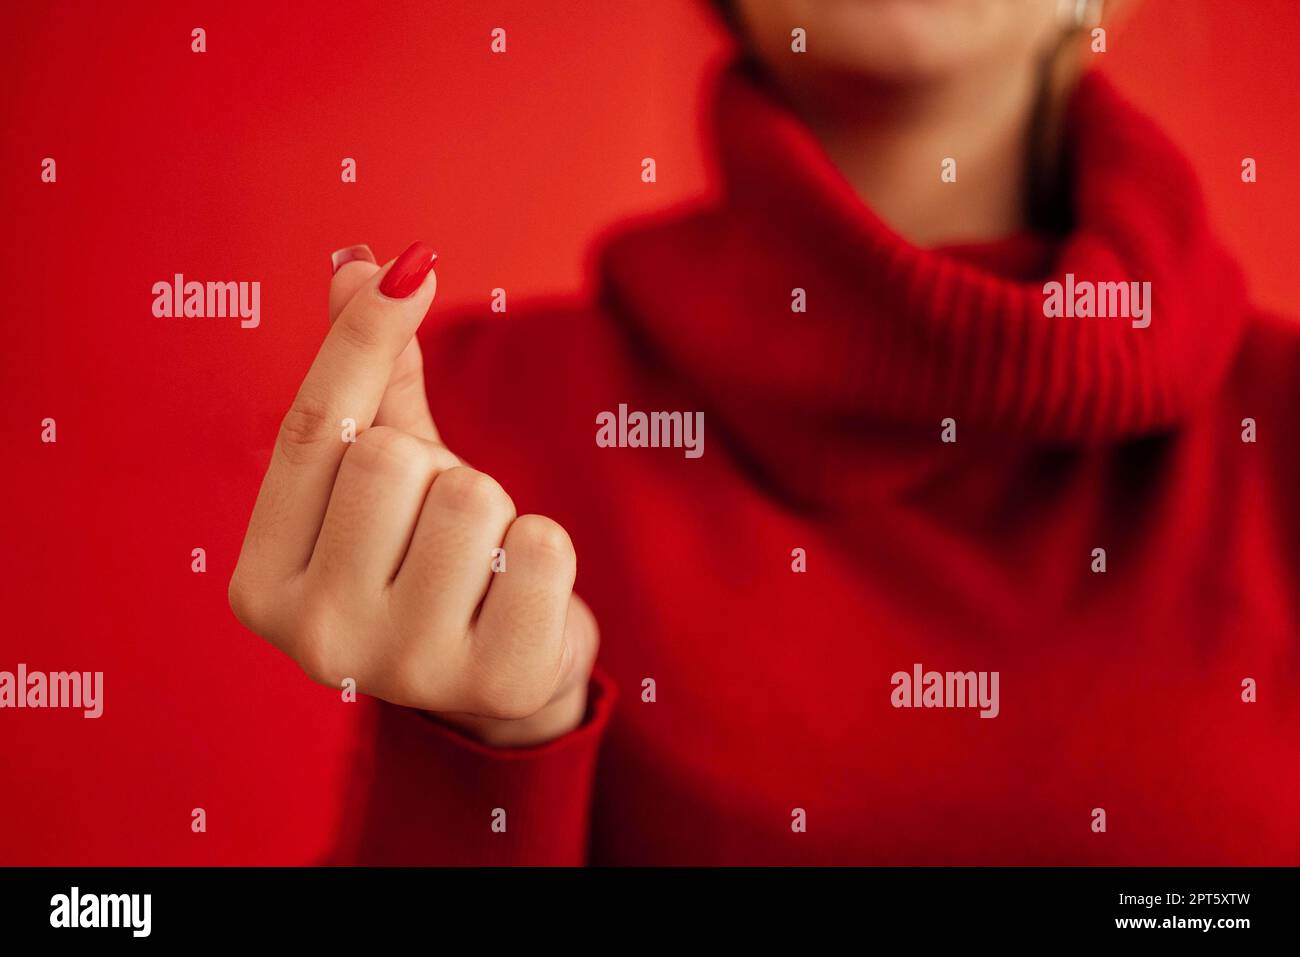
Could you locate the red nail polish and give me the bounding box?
[331,244,376,274]
[379,241,438,299]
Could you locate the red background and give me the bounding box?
[1,0,1296,864]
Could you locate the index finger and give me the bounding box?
[240,240,439,579]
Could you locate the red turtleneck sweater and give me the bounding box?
[334,66,1300,865]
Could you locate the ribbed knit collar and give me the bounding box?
[598,60,1249,502]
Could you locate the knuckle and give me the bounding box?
[346,426,430,475]
[508,514,576,571]
[471,672,547,721]
[427,442,462,471]
[293,618,344,689]
[433,467,514,519]
[277,395,336,462]
[227,569,261,630]
[297,651,337,690]
[385,648,446,710]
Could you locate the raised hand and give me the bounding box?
[228,242,598,747]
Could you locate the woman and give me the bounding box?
[229,0,1300,864]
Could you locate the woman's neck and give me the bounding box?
[771,65,1047,247]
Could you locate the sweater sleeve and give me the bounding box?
[330,667,618,866]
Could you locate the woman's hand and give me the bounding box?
[228,242,598,748]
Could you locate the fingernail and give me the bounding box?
[378,241,438,299]
[330,244,376,275]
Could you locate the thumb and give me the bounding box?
[328,243,441,443]
[329,244,380,322]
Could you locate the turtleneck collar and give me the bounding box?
[597,60,1249,503]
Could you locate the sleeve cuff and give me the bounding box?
[338,667,618,866]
